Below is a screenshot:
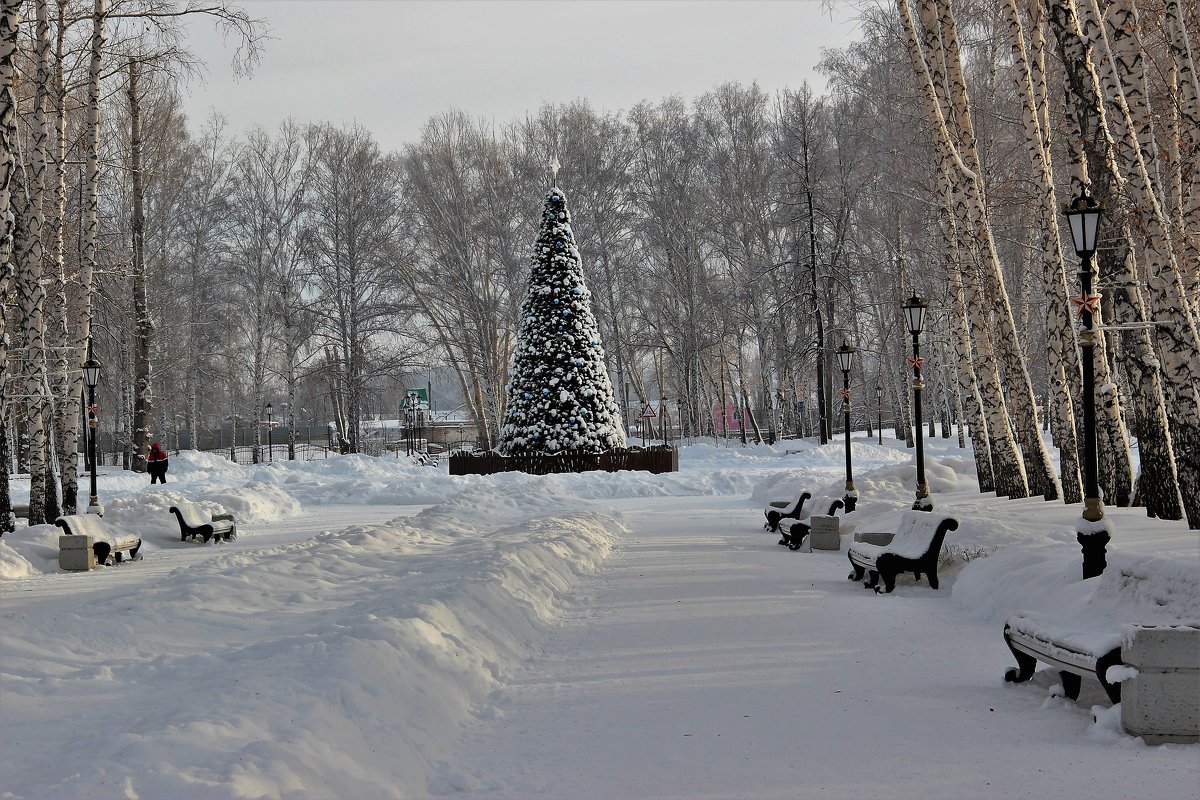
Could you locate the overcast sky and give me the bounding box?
[181,0,863,153]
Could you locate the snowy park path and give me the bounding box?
[445,494,1194,800]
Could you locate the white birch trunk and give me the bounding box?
[128,59,152,472]
[0,0,18,532]
[901,0,1031,498]
[1080,0,1200,527]
[46,2,70,513]
[1164,0,1199,295]
[926,0,1059,498]
[1001,0,1082,503]
[1049,0,1182,518]
[70,0,104,488]
[15,1,54,524]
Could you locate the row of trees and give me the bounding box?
[1,0,1196,528]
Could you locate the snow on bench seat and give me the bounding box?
[846,510,958,592]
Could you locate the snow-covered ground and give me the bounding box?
[1,435,1196,799]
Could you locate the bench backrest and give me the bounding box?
[170,503,210,528]
[56,514,112,541]
[886,511,959,558]
[806,496,845,519]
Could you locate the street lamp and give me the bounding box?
[903,294,932,511]
[83,348,102,516]
[835,343,857,512]
[265,403,274,463]
[1063,190,1107,579]
[876,385,884,445]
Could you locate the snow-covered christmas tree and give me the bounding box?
[499,186,626,455]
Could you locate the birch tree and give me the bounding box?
[0,0,19,532]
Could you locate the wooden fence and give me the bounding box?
[449,447,679,476]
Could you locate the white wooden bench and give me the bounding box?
[763,490,811,533]
[1002,557,1198,710]
[169,503,236,543]
[846,510,958,592]
[55,514,142,566]
[779,495,845,550]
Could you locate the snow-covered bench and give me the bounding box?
[779,496,845,550]
[169,503,236,543]
[1003,613,1124,705]
[763,490,811,533]
[55,514,142,566]
[1002,558,1200,714]
[846,510,958,592]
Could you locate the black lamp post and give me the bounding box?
[903,294,932,511]
[265,403,274,463]
[1063,191,1107,579]
[835,343,857,512]
[876,385,883,445]
[83,349,102,515]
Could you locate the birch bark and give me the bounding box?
[1080,0,1200,527]
[16,0,54,524]
[0,0,18,532]
[71,0,104,481]
[128,59,153,473]
[1049,0,1181,518]
[1000,0,1082,502]
[48,1,71,513]
[1163,0,1199,300]
[901,0,1030,498]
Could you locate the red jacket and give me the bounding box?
[148,445,167,462]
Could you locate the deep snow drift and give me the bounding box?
[1,435,1196,798]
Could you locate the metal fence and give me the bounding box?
[448,447,679,476]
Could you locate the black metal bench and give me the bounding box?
[846,510,958,592]
[779,495,844,550]
[55,514,142,565]
[169,503,237,543]
[763,490,811,533]
[1003,613,1123,704]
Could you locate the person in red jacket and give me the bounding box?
[148,442,169,484]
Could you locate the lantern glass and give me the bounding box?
[1064,193,1103,258]
[266,403,272,414]
[876,385,883,399]
[835,344,855,373]
[83,359,100,389]
[903,295,928,334]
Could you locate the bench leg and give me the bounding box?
[1003,633,1037,685]
[1059,671,1082,701]
[847,565,865,582]
[864,569,880,590]
[1095,648,1123,705]
[200,531,212,544]
[765,511,780,532]
[876,569,897,593]
[181,531,190,542]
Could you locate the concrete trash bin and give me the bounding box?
[59,534,96,571]
[1120,623,1200,744]
[809,515,841,551]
